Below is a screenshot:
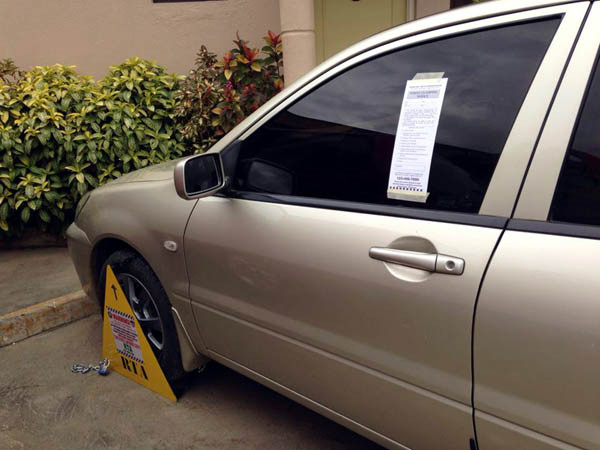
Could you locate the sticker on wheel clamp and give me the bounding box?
[106,307,144,363]
[102,265,176,402]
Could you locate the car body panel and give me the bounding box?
[67,179,205,352]
[66,221,93,297]
[185,196,501,447]
[475,5,600,447]
[199,303,473,450]
[474,231,600,448]
[208,350,411,450]
[106,158,181,185]
[475,410,582,450]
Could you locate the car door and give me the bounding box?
[184,4,585,449]
[474,4,600,449]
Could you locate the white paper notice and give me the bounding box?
[387,77,448,202]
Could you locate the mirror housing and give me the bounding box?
[174,153,226,200]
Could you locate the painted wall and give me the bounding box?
[314,0,406,63]
[416,0,450,18]
[0,0,280,79]
[280,0,316,85]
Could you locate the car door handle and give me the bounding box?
[369,247,465,275]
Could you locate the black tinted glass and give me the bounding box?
[551,59,600,226]
[236,19,559,213]
[184,155,221,194]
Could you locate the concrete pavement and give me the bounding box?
[0,315,383,450]
[0,246,95,347]
[0,247,81,316]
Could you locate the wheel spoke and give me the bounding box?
[138,317,162,333]
[137,291,152,313]
[112,272,165,356]
[147,332,163,351]
[126,277,138,304]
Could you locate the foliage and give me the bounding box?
[95,58,185,178]
[176,30,283,152]
[0,58,24,85]
[0,60,184,238]
[175,46,222,153]
[0,30,284,239]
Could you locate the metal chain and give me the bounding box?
[71,358,110,374]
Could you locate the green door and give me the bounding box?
[315,0,407,62]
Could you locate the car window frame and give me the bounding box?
[224,3,586,228]
[512,2,600,239]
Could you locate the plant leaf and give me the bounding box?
[21,206,30,223]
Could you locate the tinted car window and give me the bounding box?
[235,19,559,214]
[551,58,600,225]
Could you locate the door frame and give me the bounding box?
[514,2,600,224]
[242,3,588,221]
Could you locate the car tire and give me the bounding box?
[97,249,185,391]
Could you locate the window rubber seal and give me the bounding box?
[222,190,508,229]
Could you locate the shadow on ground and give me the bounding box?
[0,315,383,450]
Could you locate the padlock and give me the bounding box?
[97,361,109,376]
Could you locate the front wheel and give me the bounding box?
[97,249,185,387]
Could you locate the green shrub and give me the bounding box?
[0,30,284,239]
[90,58,185,179]
[176,30,283,152]
[0,65,95,235]
[0,60,184,238]
[0,58,24,85]
[176,46,222,153]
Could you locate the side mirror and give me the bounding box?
[174,153,226,200]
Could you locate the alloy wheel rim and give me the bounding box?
[116,273,165,357]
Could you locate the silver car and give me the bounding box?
[67,1,600,448]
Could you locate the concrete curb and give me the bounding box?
[0,290,99,347]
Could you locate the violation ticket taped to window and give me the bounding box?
[387,77,448,202]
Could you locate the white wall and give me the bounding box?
[280,0,316,85]
[416,0,450,19]
[0,0,281,79]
